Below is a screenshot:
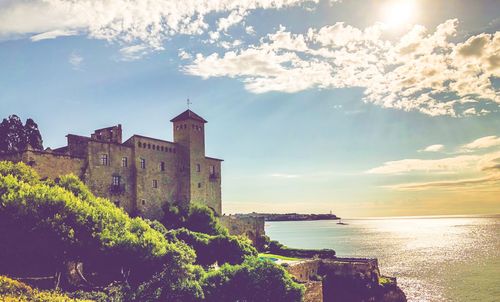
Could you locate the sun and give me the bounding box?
[380,0,418,28]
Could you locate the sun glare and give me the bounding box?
[381,0,417,28]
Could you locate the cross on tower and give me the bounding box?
[187,98,192,109]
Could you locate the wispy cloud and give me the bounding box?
[418,144,445,152]
[386,174,500,191]
[68,52,83,70]
[459,136,500,152]
[31,29,78,41]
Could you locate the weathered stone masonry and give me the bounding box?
[0,110,222,220]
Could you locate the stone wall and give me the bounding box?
[0,150,85,180]
[285,259,321,282]
[220,216,265,245]
[303,281,323,302]
[126,135,180,219]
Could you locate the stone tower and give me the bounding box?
[171,110,209,207]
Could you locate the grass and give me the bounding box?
[258,253,301,261]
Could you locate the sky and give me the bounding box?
[0,0,499,217]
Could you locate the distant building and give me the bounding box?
[0,109,222,219]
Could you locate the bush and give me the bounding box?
[162,203,228,236]
[0,275,91,302]
[202,258,304,302]
[171,228,257,266]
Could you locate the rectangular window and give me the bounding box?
[196,163,201,172]
[152,179,158,188]
[141,199,146,205]
[140,158,146,169]
[160,161,165,171]
[100,154,108,166]
[122,157,128,167]
[209,165,215,174]
[112,175,121,186]
[198,182,202,188]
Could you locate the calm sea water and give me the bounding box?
[265,216,500,302]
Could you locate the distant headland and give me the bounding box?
[230,212,340,221]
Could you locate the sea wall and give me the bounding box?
[284,257,406,302]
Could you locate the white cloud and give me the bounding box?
[184,19,500,117]
[419,144,444,152]
[460,136,500,152]
[119,44,150,61]
[365,154,480,175]
[217,9,248,32]
[68,52,83,70]
[245,26,256,35]
[31,29,78,41]
[178,49,192,60]
[0,0,319,51]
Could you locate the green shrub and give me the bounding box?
[171,228,257,266]
[162,202,228,236]
[0,275,91,302]
[202,258,304,302]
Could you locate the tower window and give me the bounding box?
[100,154,108,166]
[122,157,128,167]
[138,142,142,148]
[196,164,201,172]
[160,161,165,171]
[112,175,121,186]
[198,182,202,188]
[209,165,215,174]
[152,179,158,188]
[161,146,164,151]
[140,158,146,169]
[147,143,151,149]
[141,199,146,206]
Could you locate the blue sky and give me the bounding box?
[0,0,499,217]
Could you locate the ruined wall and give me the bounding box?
[220,216,265,245]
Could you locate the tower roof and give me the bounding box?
[170,109,207,123]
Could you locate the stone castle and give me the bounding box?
[0,109,222,219]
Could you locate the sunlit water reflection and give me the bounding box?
[265,216,500,302]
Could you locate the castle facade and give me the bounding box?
[0,110,222,219]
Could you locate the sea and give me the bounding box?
[265,215,500,302]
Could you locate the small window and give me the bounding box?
[209,165,215,174]
[140,158,146,169]
[196,164,201,172]
[160,161,165,171]
[147,143,151,149]
[138,142,142,148]
[152,179,158,188]
[112,175,121,186]
[100,154,108,166]
[198,182,202,188]
[161,146,164,151]
[141,199,146,206]
[115,200,120,206]
[122,157,128,167]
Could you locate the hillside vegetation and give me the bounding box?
[0,161,304,302]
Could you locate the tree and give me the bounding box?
[162,202,228,236]
[0,115,43,153]
[24,118,43,150]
